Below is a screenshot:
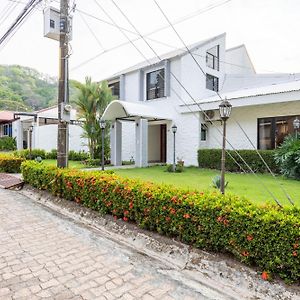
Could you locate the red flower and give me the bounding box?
[217,216,223,223]
[165,216,171,222]
[129,202,134,209]
[124,210,129,216]
[242,251,249,257]
[293,243,299,249]
[293,251,298,257]
[246,235,253,241]
[183,213,190,219]
[169,208,176,215]
[261,271,269,281]
[123,217,128,222]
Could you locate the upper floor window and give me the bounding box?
[206,45,219,71]
[108,81,120,99]
[206,74,219,92]
[146,68,165,100]
[50,19,55,29]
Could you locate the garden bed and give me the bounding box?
[21,161,300,282]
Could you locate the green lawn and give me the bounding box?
[114,166,300,207]
[42,159,86,169]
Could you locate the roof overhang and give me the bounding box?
[102,100,172,121]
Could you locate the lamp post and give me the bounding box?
[29,125,33,160]
[171,124,177,172]
[293,117,300,139]
[99,119,106,171]
[219,98,232,194]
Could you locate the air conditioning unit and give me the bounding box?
[203,110,219,122]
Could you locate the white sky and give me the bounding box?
[0,0,299,82]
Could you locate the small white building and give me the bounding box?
[0,106,88,152]
[103,33,300,167]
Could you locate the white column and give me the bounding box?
[110,120,122,166]
[135,118,148,167]
[13,119,23,150]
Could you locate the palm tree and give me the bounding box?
[74,77,112,159]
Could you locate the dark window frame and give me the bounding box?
[200,123,208,141]
[206,74,219,92]
[206,45,219,71]
[257,114,299,149]
[146,68,165,100]
[108,81,120,98]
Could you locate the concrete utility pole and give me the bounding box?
[57,0,70,168]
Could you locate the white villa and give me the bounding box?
[0,106,87,152]
[103,33,300,167]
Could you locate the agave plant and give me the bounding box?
[212,175,228,189]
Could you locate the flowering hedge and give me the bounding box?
[21,161,300,282]
[0,154,25,173]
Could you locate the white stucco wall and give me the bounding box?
[33,124,88,152]
[207,101,300,150]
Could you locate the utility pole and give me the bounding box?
[57,0,70,168]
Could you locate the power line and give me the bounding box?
[94,0,282,206]
[0,0,40,50]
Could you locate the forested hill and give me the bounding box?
[0,65,79,111]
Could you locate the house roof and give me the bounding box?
[0,111,14,122]
[108,33,226,80]
[180,79,300,111]
[102,100,172,121]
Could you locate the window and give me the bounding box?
[206,74,219,92]
[3,124,12,137]
[50,19,55,29]
[108,81,120,98]
[201,124,208,141]
[146,68,165,100]
[258,115,299,149]
[206,45,219,70]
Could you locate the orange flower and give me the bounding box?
[165,216,171,222]
[124,210,129,216]
[246,235,253,241]
[183,213,190,219]
[123,217,128,222]
[242,251,249,257]
[293,243,299,249]
[293,251,298,257]
[169,208,176,215]
[261,271,269,281]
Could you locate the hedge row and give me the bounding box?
[13,149,89,161]
[21,161,300,282]
[0,154,24,173]
[198,149,279,173]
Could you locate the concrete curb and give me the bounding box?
[19,186,300,300]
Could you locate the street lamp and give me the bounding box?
[293,117,300,138]
[171,124,177,172]
[29,125,34,160]
[99,119,106,171]
[219,98,232,194]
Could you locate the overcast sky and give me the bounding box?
[0,0,299,82]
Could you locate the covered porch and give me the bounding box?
[102,100,172,167]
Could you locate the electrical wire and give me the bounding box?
[152,0,292,206]
[91,0,282,206]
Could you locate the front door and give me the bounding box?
[160,124,167,163]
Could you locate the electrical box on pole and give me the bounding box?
[43,7,72,41]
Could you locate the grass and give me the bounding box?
[114,166,300,207]
[42,159,86,169]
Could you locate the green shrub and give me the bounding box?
[166,163,184,173]
[198,149,279,173]
[13,149,46,160]
[274,135,300,180]
[68,150,89,161]
[212,175,228,189]
[45,149,57,159]
[21,161,300,282]
[0,136,16,151]
[0,154,24,172]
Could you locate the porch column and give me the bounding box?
[13,119,23,150]
[110,120,122,166]
[135,118,148,167]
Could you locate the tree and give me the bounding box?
[74,77,112,159]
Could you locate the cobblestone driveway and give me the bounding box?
[0,188,208,300]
